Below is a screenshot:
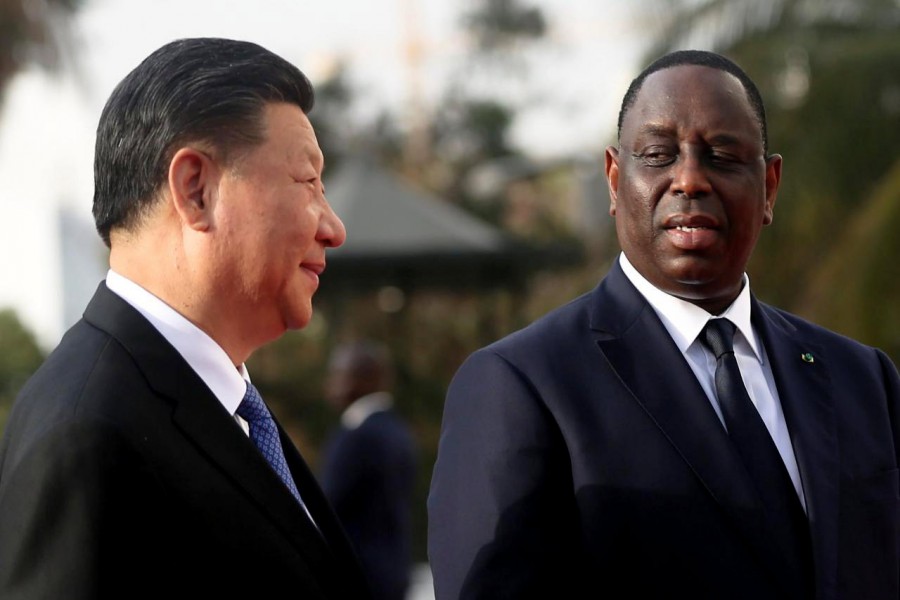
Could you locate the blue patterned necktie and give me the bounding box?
[237,382,305,506]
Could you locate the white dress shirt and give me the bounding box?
[340,391,393,430]
[105,270,251,434]
[618,254,807,510]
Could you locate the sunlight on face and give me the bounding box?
[210,103,346,343]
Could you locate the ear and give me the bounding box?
[169,147,218,232]
[763,153,782,226]
[605,146,620,217]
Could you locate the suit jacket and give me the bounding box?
[320,403,417,600]
[0,283,371,599]
[428,261,900,600]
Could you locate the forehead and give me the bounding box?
[259,102,323,167]
[622,65,760,145]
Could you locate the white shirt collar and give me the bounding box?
[105,269,249,415]
[340,391,393,430]
[618,253,763,363]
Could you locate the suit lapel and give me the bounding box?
[591,264,760,513]
[279,423,368,584]
[589,263,797,585]
[82,284,343,587]
[167,381,336,570]
[754,300,839,596]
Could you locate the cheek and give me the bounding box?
[616,169,662,216]
[616,190,658,235]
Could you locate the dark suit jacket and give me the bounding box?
[320,404,417,600]
[0,283,371,599]
[428,261,900,600]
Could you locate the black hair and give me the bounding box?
[92,37,315,246]
[617,49,769,154]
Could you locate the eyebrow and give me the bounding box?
[635,126,747,148]
[636,124,674,138]
[707,133,743,147]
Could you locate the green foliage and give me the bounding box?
[0,309,45,434]
[796,159,900,362]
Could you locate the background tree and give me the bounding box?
[0,310,45,432]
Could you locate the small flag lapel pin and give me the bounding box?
[801,353,815,364]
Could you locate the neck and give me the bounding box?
[109,234,253,366]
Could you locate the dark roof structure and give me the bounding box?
[319,159,572,293]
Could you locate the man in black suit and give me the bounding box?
[0,38,370,599]
[428,50,900,599]
[320,340,418,600]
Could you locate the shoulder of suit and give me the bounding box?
[469,288,597,368]
[760,301,886,357]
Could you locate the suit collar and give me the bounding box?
[616,253,762,361]
[105,269,247,414]
[82,283,363,595]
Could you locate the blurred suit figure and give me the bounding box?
[320,340,418,600]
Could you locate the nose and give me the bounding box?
[670,150,712,198]
[318,196,347,249]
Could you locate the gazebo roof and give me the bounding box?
[326,159,507,257]
[319,159,541,292]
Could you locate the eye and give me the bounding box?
[633,147,676,167]
[706,151,743,170]
[292,175,319,187]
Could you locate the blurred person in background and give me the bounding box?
[321,340,418,600]
[428,50,900,600]
[0,37,371,599]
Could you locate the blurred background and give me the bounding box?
[0,0,898,597]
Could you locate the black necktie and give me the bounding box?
[700,319,813,592]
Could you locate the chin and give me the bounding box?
[664,255,725,283]
[283,304,314,331]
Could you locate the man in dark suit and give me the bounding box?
[320,340,418,600]
[428,50,900,600]
[0,38,371,599]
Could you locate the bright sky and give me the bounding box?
[0,0,655,347]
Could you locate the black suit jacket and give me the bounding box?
[428,261,900,600]
[0,283,371,599]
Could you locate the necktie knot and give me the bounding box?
[700,318,736,360]
[237,382,269,424]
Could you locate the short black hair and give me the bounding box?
[617,49,769,155]
[92,37,315,247]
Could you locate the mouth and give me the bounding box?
[662,215,720,250]
[300,262,325,285]
[302,262,325,275]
